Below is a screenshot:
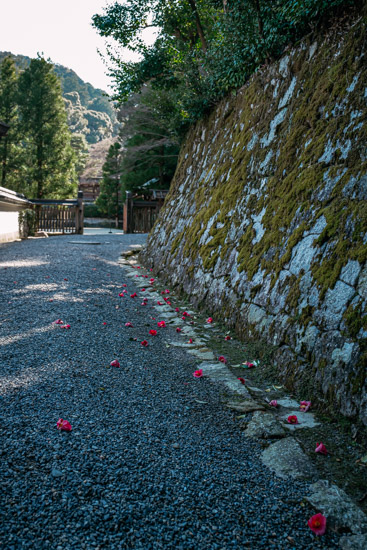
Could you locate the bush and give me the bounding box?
[83,202,106,218]
[19,208,36,238]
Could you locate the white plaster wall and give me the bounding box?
[0,211,20,242]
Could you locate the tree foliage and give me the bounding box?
[93,0,355,127]
[17,57,77,199]
[96,142,123,225]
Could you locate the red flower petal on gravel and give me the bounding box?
[56,419,72,431]
[287,415,299,424]
[225,336,231,341]
[60,324,71,329]
[110,359,120,367]
[193,369,203,378]
[175,308,180,313]
[269,400,278,407]
[238,377,245,384]
[141,340,148,346]
[166,301,171,305]
[218,356,227,363]
[206,317,213,323]
[157,321,166,328]
[53,319,63,325]
[141,288,146,292]
[176,327,182,333]
[130,293,137,298]
[188,339,193,343]
[141,302,147,306]
[149,330,157,336]
[244,361,255,368]
[315,442,328,455]
[308,513,326,536]
[119,293,125,297]
[125,322,133,327]
[300,400,312,412]
[157,301,164,305]
[103,322,107,325]
[122,284,127,287]
[63,278,68,281]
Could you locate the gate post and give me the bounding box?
[123,191,133,233]
[75,191,84,234]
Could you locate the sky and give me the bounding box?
[0,0,148,93]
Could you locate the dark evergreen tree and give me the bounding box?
[18,56,77,198]
[96,142,122,226]
[0,56,23,190]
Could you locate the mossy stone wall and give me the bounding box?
[141,15,367,426]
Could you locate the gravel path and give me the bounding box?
[0,234,340,550]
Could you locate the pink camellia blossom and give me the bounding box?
[207,317,213,323]
[287,415,299,424]
[119,293,125,297]
[165,290,170,294]
[60,324,71,329]
[149,330,157,336]
[315,442,328,455]
[130,293,137,298]
[176,327,182,333]
[141,302,147,306]
[166,300,171,305]
[157,301,164,305]
[193,369,203,378]
[269,400,278,407]
[56,419,72,432]
[225,335,231,341]
[110,359,120,367]
[157,321,166,328]
[308,513,327,536]
[238,377,246,385]
[218,356,227,363]
[175,307,180,313]
[125,322,133,327]
[300,400,312,412]
[141,340,148,347]
[53,319,63,325]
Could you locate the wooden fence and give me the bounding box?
[31,192,84,234]
[123,190,167,233]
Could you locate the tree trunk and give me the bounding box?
[187,0,208,53]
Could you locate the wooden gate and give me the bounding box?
[123,190,167,233]
[31,192,84,234]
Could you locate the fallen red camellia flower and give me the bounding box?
[141,288,146,292]
[63,278,68,281]
[60,324,71,329]
[125,322,133,327]
[56,419,72,432]
[193,369,203,378]
[269,400,278,407]
[103,322,107,325]
[122,284,127,287]
[130,293,137,298]
[218,356,227,363]
[188,338,193,343]
[315,442,328,455]
[225,335,231,341]
[300,400,312,412]
[244,361,255,368]
[53,319,63,325]
[207,317,213,323]
[238,377,245,385]
[176,327,182,333]
[308,513,326,536]
[110,359,120,367]
[149,329,157,336]
[119,293,125,297]
[157,301,164,305]
[141,302,147,306]
[287,415,299,424]
[175,308,180,312]
[141,340,148,346]
[157,321,166,327]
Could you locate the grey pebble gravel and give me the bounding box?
[0,233,341,549]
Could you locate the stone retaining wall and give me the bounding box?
[141,15,367,426]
